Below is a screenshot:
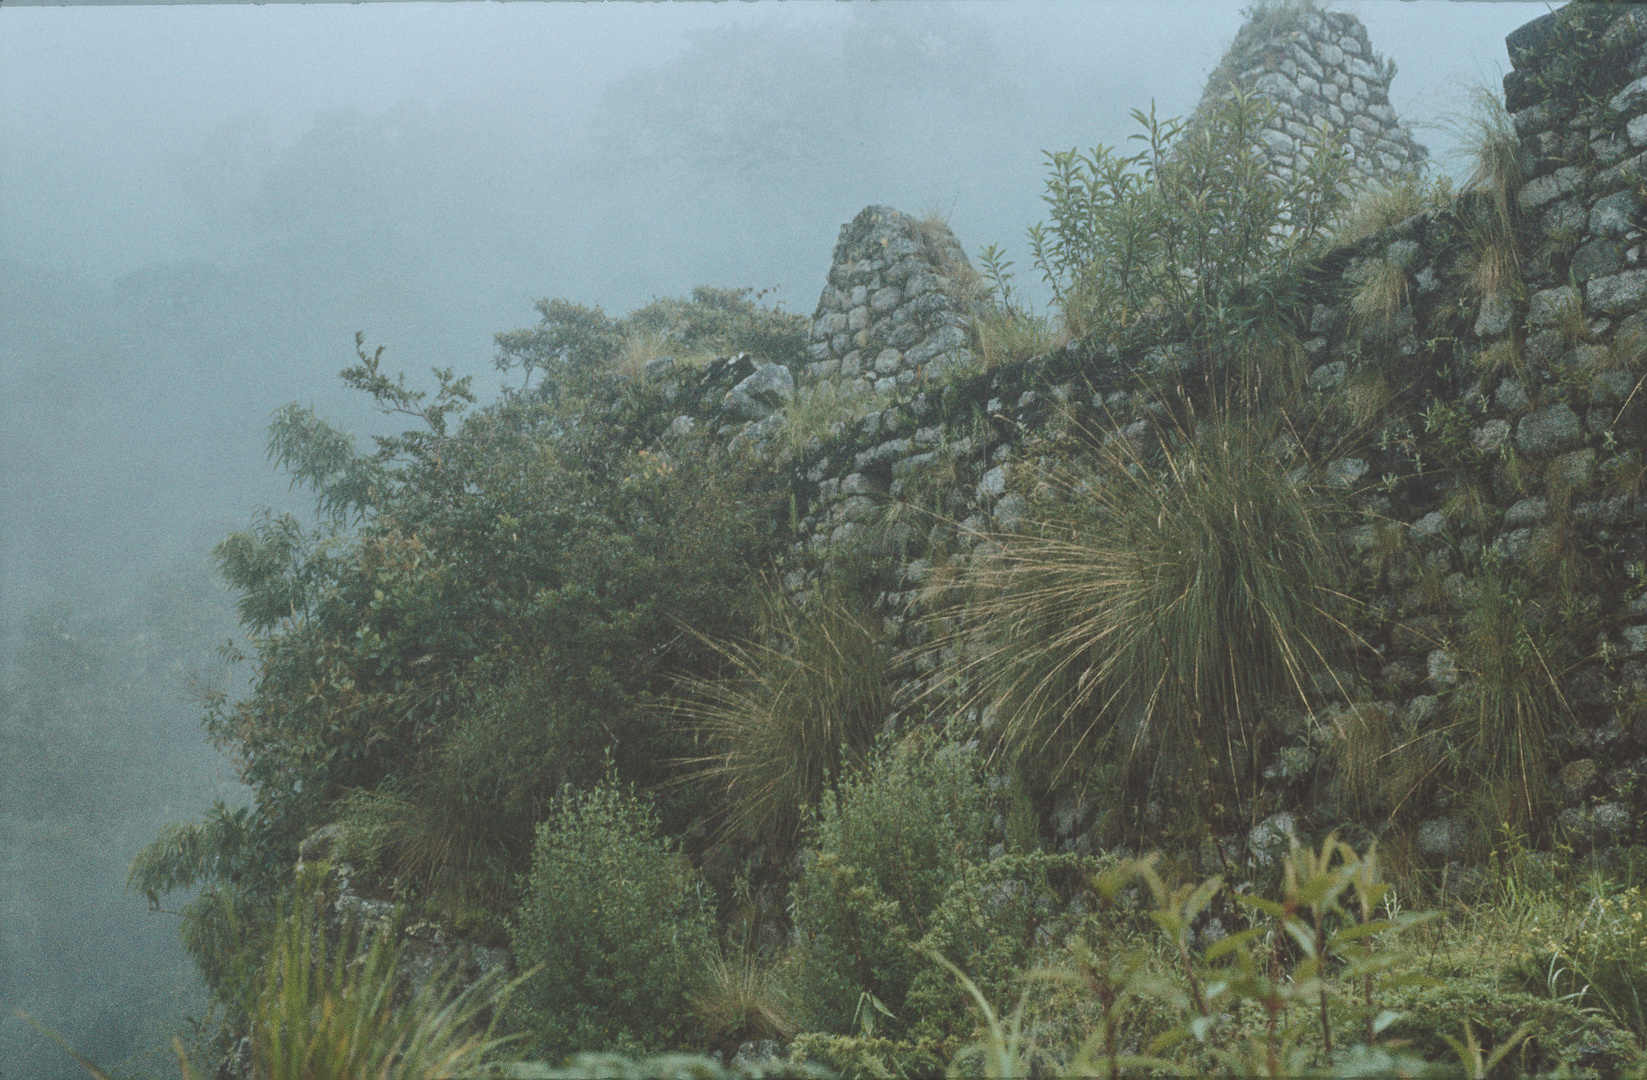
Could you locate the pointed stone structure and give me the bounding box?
[1195,1,1426,187]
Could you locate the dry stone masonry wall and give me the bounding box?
[804,206,980,393]
[226,10,1647,1074]
[1197,3,1426,187]
[752,4,1647,862]
[639,4,1647,865]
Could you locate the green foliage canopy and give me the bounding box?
[140,289,797,996]
[1030,90,1349,361]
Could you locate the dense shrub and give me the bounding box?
[510,775,716,1058]
[131,286,792,1018]
[789,737,989,1039]
[1029,89,1346,360]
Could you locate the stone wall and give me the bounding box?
[1196,1,1426,187]
[803,205,980,393]
[223,11,1647,1074]
[756,3,1647,863]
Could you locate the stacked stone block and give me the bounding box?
[1491,6,1647,850]
[1196,2,1426,187]
[805,205,979,395]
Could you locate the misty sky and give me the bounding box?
[1,0,1558,627]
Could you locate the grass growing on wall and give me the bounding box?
[935,408,1354,840]
[670,586,890,858]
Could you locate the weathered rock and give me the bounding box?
[1518,166,1583,211]
[1557,803,1631,849]
[1559,758,1599,799]
[723,362,794,421]
[1474,291,1517,337]
[1248,812,1299,868]
[1572,239,1626,283]
[1515,403,1583,456]
[1416,815,1470,859]
[1591,189,1642,237]
[1588,269,1647,315]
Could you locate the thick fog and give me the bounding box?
[0,1,1555,1074]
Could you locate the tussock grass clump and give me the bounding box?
[1447,567,1574,830]
[940,412,1355,829]
[333,779,515,931]
[773,379,891,457]
[971,306,1070,370]
[672,587,889,855]
[1450,84,1525,307]
[1456,84,1522,241]
[690,944,796,1056]
[1331,178,1434,248]
[1348,251,1411,330]
[37,863,522,1080]
[1322,702,1442,825]
[247,863,521,1080]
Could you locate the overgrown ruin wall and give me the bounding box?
[219,11,1647,1072]
[652,3,1647,866]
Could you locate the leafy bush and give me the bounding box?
[929,839,1449,1078]
[1385,982,1635,1076]
[1513,884,1647,1040]
[149,283,791,1004]
[1029,89,1347,356]
[789,737,989,1039]
[510,775,716,1058]
[904,852,1098,1047]
[624,285,808,370]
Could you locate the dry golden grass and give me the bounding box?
[932,410,1355,821]
[671,587,889,854]
[1349,254,1411,329]
[689,945,796,1051]
[1341,368,1395,428]
[971,307,1071,370]
[1331,179,1432,247]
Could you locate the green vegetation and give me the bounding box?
[937,414,1353,840]
[511,774,716,1058]
[104,20,1647,1078]
[671,587,889,858]
[789,736,989,1045]
[1027,89,1347,358]
[124,287,798,1063]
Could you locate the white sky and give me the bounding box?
[1,1,1556,281]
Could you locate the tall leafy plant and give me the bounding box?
[1030,90,1348,362]
[510,774,716,1057]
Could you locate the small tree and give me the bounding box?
[1030,89,1348,369]
[510,775,716,1057]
